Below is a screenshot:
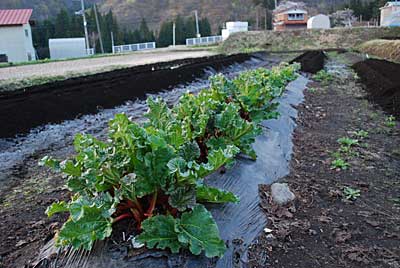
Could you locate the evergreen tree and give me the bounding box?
[184,17,196,38]
[138,18,155,42]
[54,8,70,37]
[133,29,142,44]
[175,15,186,44]
[158,20,173,47]
[199,18,212,36]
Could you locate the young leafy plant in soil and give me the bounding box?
[40,63,299,258]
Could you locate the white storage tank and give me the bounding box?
[49,38,88,60]
[307,14,331,29]
[222,21,249,40]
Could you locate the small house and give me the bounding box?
[380,1,400,27]
[0,9,36,63]
[221,21,248,40]
[273,2,308,31]
[307,14,331,29]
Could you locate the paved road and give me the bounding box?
[0,48,217,81]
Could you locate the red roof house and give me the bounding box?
[0,9,36,62]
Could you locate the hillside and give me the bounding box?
[99,0,257,31]
[0,0,376,31]
[0,0,102,20]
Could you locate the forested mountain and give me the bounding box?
[0,0,102,20]
[0,0,383,29]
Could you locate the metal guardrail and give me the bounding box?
[113,42,156,53]
[186,36,223,46]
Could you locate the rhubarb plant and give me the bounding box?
[41,63,299,258]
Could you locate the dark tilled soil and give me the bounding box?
[352,59,400,117]
[248,59,400,267]
[290,51,326,74]
[0,53,250,139]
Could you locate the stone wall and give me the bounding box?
[220,27,400,53]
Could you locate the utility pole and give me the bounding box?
[194,10,200,38]
[93,4,104,53]
[111,31,115,53]
[173,22,176,47]
[80,0,90,51]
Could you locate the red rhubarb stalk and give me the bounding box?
[113,213,132,224]
[144,191,158,218]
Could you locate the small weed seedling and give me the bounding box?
[308,87,318,93]
[385,115,396,128]
[331,158,350,170]
[343,187,361,200]
[313,70,333,85]
[337,137,359,147]
[352,130,368,139]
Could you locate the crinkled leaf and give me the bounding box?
[176,205,226,258]
[137,215,181,253]
[57,206,113,250]
[168,186,197,211]
[145,97,171,129]
[200,145,240,177]
[56,193,118,250]
[60,160,81,177]
[196,185,239,204]
[178,141,201,162]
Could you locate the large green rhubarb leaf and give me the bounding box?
[168,186,197,211]
[52,193,118,250]
[57,205,113,250]
[176,205,226,258]
[137,215,181,253]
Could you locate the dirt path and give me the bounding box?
[248,54,400,267]
[0,49,216,81]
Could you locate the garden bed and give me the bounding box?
[248,56,400,267]
[352,59,400,117]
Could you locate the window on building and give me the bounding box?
[27,52,32,61]
[288,13,304,20]
[25,29,29,37]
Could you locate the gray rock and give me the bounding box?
[271,183,296,205]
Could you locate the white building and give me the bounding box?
[307,14,331,29]
[0,9,36,63]
[380,1,400,27]
[49,38,89,60]
[222,21,248,40]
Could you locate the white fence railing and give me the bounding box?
[186,36,223,46]
[113,42,156,53]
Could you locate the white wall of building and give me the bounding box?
[49,38,87,60]
[222,21,248,40]
[0,24,36,63]
[307,14,331,29]
[381,3,400,26]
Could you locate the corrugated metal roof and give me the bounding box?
[0,9,33,26]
